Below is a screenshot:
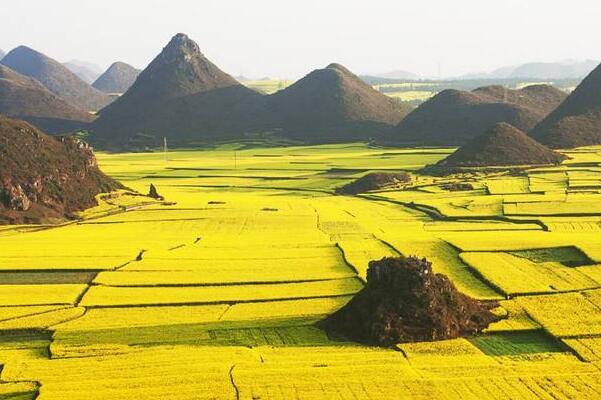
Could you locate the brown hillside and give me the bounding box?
[265,63,412,142]
[530,62,601,148]
[91,33,263,148]
[1,46,113,112]
[319,256,500,346]
[0,65,94,133]
[437,122,566,167]
[0,115,123,224]
[393,85,566,146]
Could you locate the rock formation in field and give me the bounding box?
[1,46,112,111]
[147,183,164,200]
[0,115,123,224]
[63,60,103,84]
[92,62,141,94]
[337,172,411,195]
[320,256,500,346]
[0,65,95,133]
[437,122,566,167]
[91,33,263,148]
[392,85,567,146]
[530,62,601,148]
[264,63,412,142]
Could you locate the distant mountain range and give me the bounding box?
[0,64,94,133]
[366,60,598,82]
[0,49,5,60]
[63,60,104,84]
[456,60,599,80]
[1,46,112,112]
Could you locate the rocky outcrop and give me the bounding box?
[0,115,123,224]
[320,256,500,346]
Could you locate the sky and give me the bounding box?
[1,0,598,79]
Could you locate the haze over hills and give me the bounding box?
[436,122,566,167]
[368,70,420,80]
[0,46,112,112]
[0,49,5,60]
[91,33,263,147]
[0,115,122,224]
[393,84,567,146]
[530,61,601,148]
[63,60,104,84]
[0,65,95,133]
[92,62,141,94]
[265,63,412,142]
[456,60,598,80]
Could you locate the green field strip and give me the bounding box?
[469,330,568,357]
[0,271,99,285]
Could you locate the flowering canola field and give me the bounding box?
[1,143,601,399]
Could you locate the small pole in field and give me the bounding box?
[164,137,168,163]
[234,151,237,169]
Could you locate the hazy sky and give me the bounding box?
[1,0,598,79]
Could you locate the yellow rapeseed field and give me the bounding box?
[0,143,600,399]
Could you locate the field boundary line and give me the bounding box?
[229,365,240,400]
[83,293,358,309]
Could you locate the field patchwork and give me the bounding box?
[0,144,600,398]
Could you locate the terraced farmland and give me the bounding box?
[1,143,601,399]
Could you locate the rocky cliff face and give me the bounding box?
[0,115,123,224]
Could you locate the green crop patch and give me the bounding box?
[469,330,566,357]
[0,271,98,285]
[207,325,330,347]
[510,246,593,267]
